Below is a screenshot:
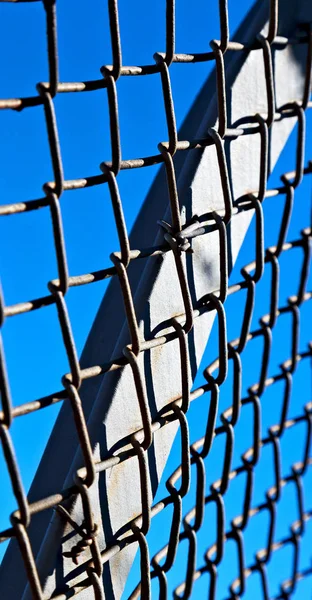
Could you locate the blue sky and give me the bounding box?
[0,1,311,598]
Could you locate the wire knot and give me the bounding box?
[62,522,99,565]
[55,505,99,566]
[158,217,205,254]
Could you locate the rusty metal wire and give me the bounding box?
[0,1,312,599]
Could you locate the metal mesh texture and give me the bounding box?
[0,0,312,599]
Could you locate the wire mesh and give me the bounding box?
[0,0,311,599]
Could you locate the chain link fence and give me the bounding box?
[0,0,312,598]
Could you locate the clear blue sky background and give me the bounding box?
[0,1,311,598]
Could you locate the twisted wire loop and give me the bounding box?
[0,0,312,599]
